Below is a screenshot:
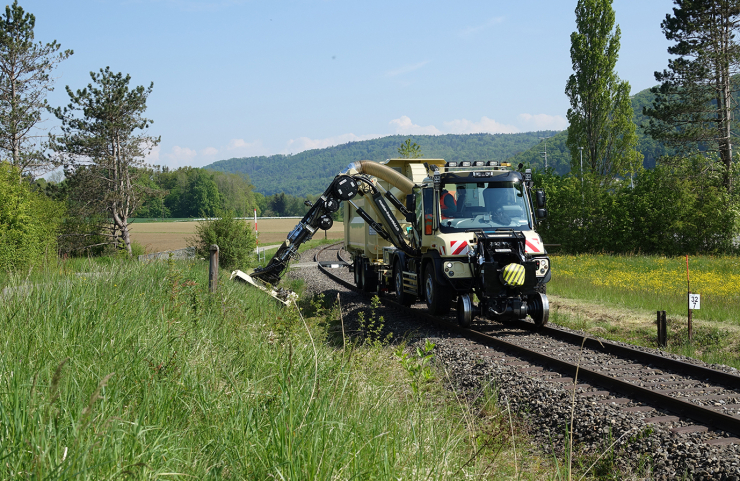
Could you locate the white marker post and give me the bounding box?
[689,293,701,310]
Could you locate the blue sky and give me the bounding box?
[29,0,674,169]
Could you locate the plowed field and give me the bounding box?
[129,219,343,253]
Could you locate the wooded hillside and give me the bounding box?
[204,132,559,197]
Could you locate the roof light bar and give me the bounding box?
[487,161,499,166]
[473,161,485,167]
[460,161,471,167]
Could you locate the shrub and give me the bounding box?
[0,165,64,272]
[190,210,256,270]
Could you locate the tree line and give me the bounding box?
[527,0,739,255]
[3,0,740,271]
[205,131,560,198]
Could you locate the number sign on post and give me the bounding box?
[689,293,701,310]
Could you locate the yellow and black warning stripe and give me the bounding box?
[501,263,526,286]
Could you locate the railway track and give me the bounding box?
[312,242,740,447]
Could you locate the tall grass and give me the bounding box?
[0,257,483,479]
[550,254,740,325]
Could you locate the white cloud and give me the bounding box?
[459,17,504,37]
[443,116,519,134]
[282,133,382,155]
[517,113,569,130]
[153,139,267,169]
[145,145,161,164]
[390,116,442,135]
[160,145,198,168]
[200,146,219,157]
[385,61,430,77]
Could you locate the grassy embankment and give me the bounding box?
[548,254,740,368]
[0,243,559,479]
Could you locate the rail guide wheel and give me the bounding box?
[529,292,549,327]
[457,293,473,327]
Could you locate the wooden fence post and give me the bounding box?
[657,310,667,348]
[209,244,219,293]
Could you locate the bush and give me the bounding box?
[535,156,739,255]
[0,165,64,272]
[190,210,257,270]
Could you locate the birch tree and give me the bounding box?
[50,67,160,256]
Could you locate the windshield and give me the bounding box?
[438,181,532,232]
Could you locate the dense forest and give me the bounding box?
[205,132,560,197]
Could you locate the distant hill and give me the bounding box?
[204,132,560,197]
[509,86,669,174]
[204,84,675,197]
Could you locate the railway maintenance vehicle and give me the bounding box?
[250,158,551,327]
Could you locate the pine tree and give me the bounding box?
[397,138,423,159]
[565,0,642,183]
[49,68,160,257]
[0,1,72,178]
[643,0,740,193]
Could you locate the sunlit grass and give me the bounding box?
[550,254,740,325]
[1,256,546,479]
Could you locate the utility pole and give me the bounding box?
[539,136,551,170]
[578,146,584,188]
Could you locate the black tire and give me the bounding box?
[424,264,451,315]
[362,259,378,293]
[354,256,363,289]
[394,262,413,306]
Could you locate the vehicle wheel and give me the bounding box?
[354,256,363,289]
[362,259,378,292]
[457,293,472,327]
[529,292,549,327]
[424,264,451,315]
[394,262,413,306]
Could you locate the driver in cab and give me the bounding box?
[440,189,456,219]
[482,186,512,225]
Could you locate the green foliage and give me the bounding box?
[535,155,738,254]
[397,138,423,158]
[190,211,256,270]
[0,1,72,177]
[49,67,160,256]
[394,339,436,397]
[0,164,62,271]
[205,132,559,197]
[135,166,257,219]
[565,0,642,183]
[0,259,485,478]
[643,0,740,193]
[356,295,392,347]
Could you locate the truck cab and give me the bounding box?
[345,159,551,327]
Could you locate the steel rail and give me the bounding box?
[313,243,740,437]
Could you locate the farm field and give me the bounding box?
[129,218,343,253]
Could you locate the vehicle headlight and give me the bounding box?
[535,259,549,277]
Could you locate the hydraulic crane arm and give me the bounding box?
[251,162,419,285]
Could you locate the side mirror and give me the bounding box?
[406,193,415,211]
[536,190,546,208]
[536,208,547,219]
